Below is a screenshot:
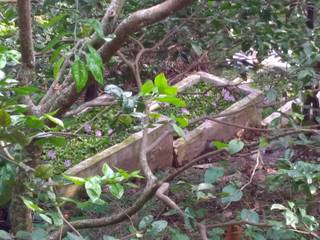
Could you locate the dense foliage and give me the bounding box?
[0,0,319,239]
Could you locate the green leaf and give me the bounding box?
[148,220,168,235]
[86,45,104,85]
[13,86,40,95]
[49,212,63,226]
[140,80,154,96]
[212,140,228,150]
[240,209,260,223]
[175,117,189,128]
[31,229,48,240]
[154,73,168,94]
[85,19,104,38]
[0,54,7,69]
[21,197,44,213]
[102,164,114,179]
[284,210,298,229]
[36,136,66,147]
[72,58,88,93]
[259,137,269,148]
[39,213,53,224]
[109,183,124,199]
[44,114,64,128]
[85,176,102,203]
[63,175,86,186]
[0,109,11,127]
[0,230,11,240]
[25,116,45,129]
[221,185,243,204]
[204,167,224,184]
[169,228,190,240]
[228,139,244,155]
[155,96,186,107]
[172,123,186,139]
[138,215,154,230]
[53,56,64,80]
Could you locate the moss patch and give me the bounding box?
[158,81,244,128]
[42,106,141,174]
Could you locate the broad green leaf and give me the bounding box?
[140,80,154,96]
[53,56,64,80]
[49,212,63,226]
[85,176,102,202]
[154,73,168,94]
[13,86,40,95]
[259,137,269,148]
[221,185,243,203]
[39,213,53,224]
[21,197,44,213]
[175,117,189,128]
[212,140,228,150]
[25,116,45,129]
[36,136,66,147]
[284,210,298,229]
[240,209,260,223]
[228,139,244,155]
[72,59,88,92]
[148,220,168,235]
[0,109,11,127]
[63,175,86,186]
[169,228,190,240]
[86,45,104,85]
[138,215,154,230]
[44,114,64,128]
[31,229,48,240]
[0,230,11,240]
[102,164,114,179]
[109,183,124,199]
[155,96,186,107]
[204,167,224,184]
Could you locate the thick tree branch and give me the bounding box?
[90,0,125,49]
[99,0,194,63]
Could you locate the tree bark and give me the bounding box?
[9,0,36,235]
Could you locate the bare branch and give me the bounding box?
[63,94,115,117]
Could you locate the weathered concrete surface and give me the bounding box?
[173,72,263,166]
[61,123,173,197]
